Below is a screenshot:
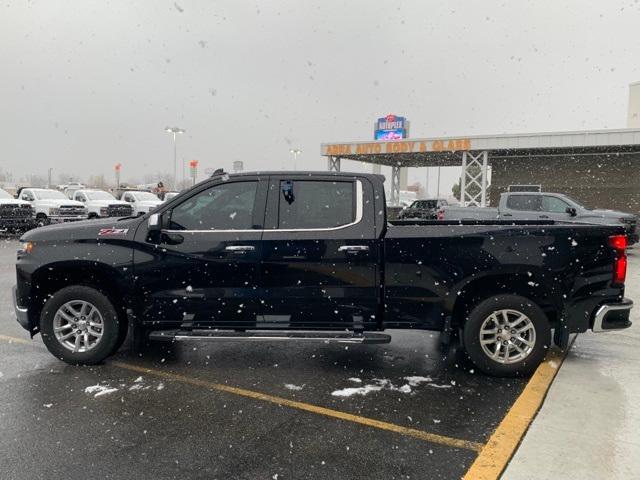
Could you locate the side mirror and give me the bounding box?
[148,213,161,232]
[566,207,577,217]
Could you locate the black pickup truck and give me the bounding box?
[13,171,633,376]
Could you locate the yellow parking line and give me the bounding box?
[113,360,484,452]
[0,333,32,345]
[0,333,482,452]
[463,347,569,480]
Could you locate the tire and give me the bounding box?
[36,213,49,227]
[462,294,550,377]
[40,286,121,365]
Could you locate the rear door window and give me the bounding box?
[278,180,355,229]
[506,195,542,211]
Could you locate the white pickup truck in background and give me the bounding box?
[72,189,133,218]
[439,191,639,244]
[120,190,163,216]
[18,188,88,226]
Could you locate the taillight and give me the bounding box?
[609,234,627,285]
[437,209,444,220]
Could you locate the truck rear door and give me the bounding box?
[501,194,543,219]
[259,175,379,330]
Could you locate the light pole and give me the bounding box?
[165,127,185,189]
[289,148,302,170]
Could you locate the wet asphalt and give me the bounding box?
[0,236,528,480]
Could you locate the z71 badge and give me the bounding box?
[98,228,129,236]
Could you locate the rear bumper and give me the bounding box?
[12,285,30,331]
[592,298,633,332]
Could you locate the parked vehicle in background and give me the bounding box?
[0,188,35,232]
[18,188,88,226]
[13,172,633,377]
[120,190,162,216]
[72,189,133,218]
[398,199,449,220]
[439,191,639,244]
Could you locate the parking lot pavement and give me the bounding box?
[0,237,558,479]
[502,248,640,480]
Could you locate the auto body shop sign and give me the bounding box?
[322,138,472,156]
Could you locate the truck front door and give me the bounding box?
[259,176,380,330]
[134,177,268,329]
[539,195,573,221]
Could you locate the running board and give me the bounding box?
[148,329,391,344]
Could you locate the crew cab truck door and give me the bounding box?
[539,195,572,221]
[260,176,379,330]
[133,176,268,328]
[502,194,542,220]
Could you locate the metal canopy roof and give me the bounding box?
[320,127,640,167]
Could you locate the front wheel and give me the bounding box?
[40,286,122,365]
[35,213,49,227]
[462,294,550,377]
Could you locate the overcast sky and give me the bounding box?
[1,0,639,193]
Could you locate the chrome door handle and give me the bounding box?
[225,245,256,252]
[338,245,370,252]
[539,215,549,219]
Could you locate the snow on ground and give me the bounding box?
[284,383,304,391]
[331,376,453,397]
[84,384,119,397]
[85,377,165,397]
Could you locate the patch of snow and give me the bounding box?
[84,384,119,397]
[331,383,385,397]
[284,383,303,391]
[347,377,362,383]
[403,376,432,386]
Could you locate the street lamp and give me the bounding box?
[165,126,185,189]
[289,148,302,170]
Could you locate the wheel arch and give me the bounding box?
[29,261,131,330]
[450,269,561,329]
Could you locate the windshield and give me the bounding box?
[86,191,115,201]
[133,192,159,201]
[34,190,67,200]
[0,189,12,199]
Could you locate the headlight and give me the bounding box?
[49,207,60,215]
[18,241,34,255]
[100,207,109,215]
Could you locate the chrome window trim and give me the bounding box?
[163,180,363,234]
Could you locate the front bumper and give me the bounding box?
[0,218,37,229]
[48,215,87,223]
[592,298,633,332]
[12,285,30,331]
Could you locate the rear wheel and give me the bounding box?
[40,286,121,365]
[462,294,550,377]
